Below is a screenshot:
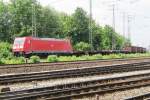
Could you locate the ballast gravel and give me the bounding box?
[73,86,150,100]
[1,70,150,92]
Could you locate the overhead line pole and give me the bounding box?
[32,3,34,37]
[123,12,126,38]
[32,2,37,37]
[89,0,93,51]
[127,15,131,43]
[112,3,115,50]
[112,4,115,31]
[34,4,37,37]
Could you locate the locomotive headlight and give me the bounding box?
[13,46,17,49]
[19,46,23,48]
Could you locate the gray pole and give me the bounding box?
[32,3,34,37]
[32,3,37,37]
[89,0,93,51]
[112,3,115,50]
[34,4,37,37]
[123,12,126,38]
[127,15,131,43]
[112,4,115,31]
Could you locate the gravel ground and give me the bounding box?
[1,70,150,92]
[73,86,150,100]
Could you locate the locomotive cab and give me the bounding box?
[12,37,28,56]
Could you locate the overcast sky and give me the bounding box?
[37,0,150,48]
[4,0,150,48]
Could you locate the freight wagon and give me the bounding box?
[13,37,73,56]
[123,46,146,53]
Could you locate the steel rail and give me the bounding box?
[125,93,150,100]
[0,57,150,75]
[1,71,150,100]
[0,57,150,69]
[1,61,150,84]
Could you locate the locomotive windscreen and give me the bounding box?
[13,38,25,49]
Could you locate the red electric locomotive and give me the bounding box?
[12,37,73,56]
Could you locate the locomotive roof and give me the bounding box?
[15,36,69,41]
[34,37,68,41]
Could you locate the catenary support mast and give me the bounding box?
[89,0,93,51]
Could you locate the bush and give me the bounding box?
[58,56,78,61]
[108,54,121,59]
[92,54,103,59]
[118,54,127,58]
[102,54,121,59]
[2,57,25,64]
[30,56,40,63]
[47,55,58,62]
[18,57,25,63]
[68,56,78,61]
[78,55,91,60]
[0,60,3,65]
[74,42,91,51]
[0,42,12,58]
[58,56,69,61]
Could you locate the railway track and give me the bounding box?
[125,93,150,100]
[1,70,150,100]
[1,61,150,85]
[0,57,150,74]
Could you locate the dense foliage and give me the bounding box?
[0,42,25,64]
[74,42,91,51]
[47,55,58,62]
[0,0,129,50]
[0,42,12,58]
[0,0,138,64]
[30,56,40,63]
[46,53,150,63]
[0,42,149,64]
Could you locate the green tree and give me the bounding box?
[70,7,89,44]
[0,1,129,51]
[0,42,12,58]
[74,42,91,51]
[9,0,41,37]
[0,1,12,42]
[92,23,104,50]
[59,13,72,38]
[102,25,129,50]
[38,6,61,38]
[115,34,125,49]
[102,25,114,49]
